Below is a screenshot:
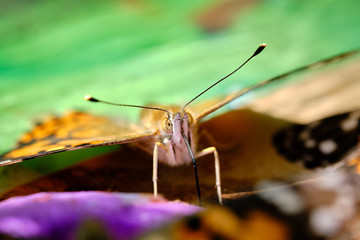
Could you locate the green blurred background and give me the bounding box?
[0,0,359,173]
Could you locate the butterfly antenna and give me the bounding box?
[181,43,267,112]
[195,47,360,120]
[84,95,171,116]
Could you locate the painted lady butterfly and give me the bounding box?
[0,44,358,204]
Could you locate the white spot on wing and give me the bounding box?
[310,206,340,236]
[310,172,357,237]
[340,113,359,132]
[257,182,305,215]
[341,118,357,132]
[319,140,337,155]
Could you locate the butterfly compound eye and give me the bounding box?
[165,118,173,131]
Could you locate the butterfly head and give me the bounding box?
[140,105,195,140]
[137,105,197,165]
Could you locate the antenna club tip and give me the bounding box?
[84,95,92,100]
[84,95,98,102]
[254,43,267,56]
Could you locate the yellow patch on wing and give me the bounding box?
[0,111,155,166]
[45,146,66,152]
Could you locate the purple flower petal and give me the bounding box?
[0,192,201,240]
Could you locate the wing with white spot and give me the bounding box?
[273,111,360,168]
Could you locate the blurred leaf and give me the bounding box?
[1,0,360,155]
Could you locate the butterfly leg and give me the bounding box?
[153,142,161,198]
[197,147,223,205]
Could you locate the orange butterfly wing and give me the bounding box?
[0,111,155,166]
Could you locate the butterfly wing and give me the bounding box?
[0,111,156,166]
[273,111,360,168]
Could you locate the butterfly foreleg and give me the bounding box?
[196,147,223,205]
[153,142,162,198]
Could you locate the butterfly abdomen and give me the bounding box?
[273,111,360,168]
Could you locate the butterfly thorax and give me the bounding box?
[139,105,197,166]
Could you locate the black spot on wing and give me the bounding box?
[184,215,202,231]
[273,111,360,169]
